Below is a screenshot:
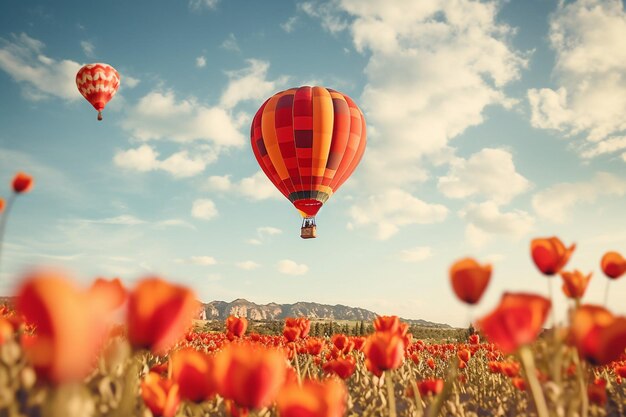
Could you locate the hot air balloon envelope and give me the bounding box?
[250,86,367,238]
[76,63,120,121]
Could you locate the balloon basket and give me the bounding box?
[300,217,317,239]
[300,226,317,239]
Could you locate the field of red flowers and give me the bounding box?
[1,172,626,417]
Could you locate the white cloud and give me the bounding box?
[281,16,299,33]
[349,189,448,240]
[196,56,206,68]
[398,246,432,263]
[438,148,531,204]
[258,226,282,236]
[277,259,309,276]
[114,145,159,172]
[191,199,218,220]
[114,144,217,178]
[80,40,94,57]
[206,171,284,200]
[236,261,261,270]
[207,175,232,191]
[460,202,534,245]
[303,0,526,190]
[72,215,146,226]
[189,0,219,11]
[124,75,140,89]
[220,59,288,109]
[190,256,217,266]
[528,0,626,158]
[532,172,626,223]
[220,34,240,52]
[300,2,348,33]
[155,219,196,230]
[239,171,284,200]
[121,90,245,147]
[245,226,282,246]
[0,33,81,101]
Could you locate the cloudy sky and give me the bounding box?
[1,0,625,327]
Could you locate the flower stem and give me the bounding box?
[572,353,589,417]
[0,194,16,277]
[293,344,302,386]
[385,370,397,417]
[427,356,458,417]
[519,345,549,417]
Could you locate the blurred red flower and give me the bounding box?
[171,347,217,402]
[277,377,347,417]
[418,379,443,396]
[16,272,108,383]
[531,237,575,276]
[322,356,357,379]
[588,378,607,406]
[88,277,127,312]
[601,251,626,280]
[213,342,287,410]
[141,372,181,417]
[571,305,626,366]
[560,270,592,300]
[126,277,199,355]
[12,172,34,194]
[477,293,551,354]
[363,331,405,375]
[226,315,248,339]
[449,258,492,305]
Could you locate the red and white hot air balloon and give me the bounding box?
[76,63,120,121]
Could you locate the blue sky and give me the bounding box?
[1,0,625,327]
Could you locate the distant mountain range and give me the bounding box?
[202,298,450,328]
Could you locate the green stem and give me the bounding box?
[427,356,458,417]
[385,370,397,417]
[293,344,302,386]
[519,346,550,417]
[113,353,143,417]
[572,353,588,417]
[410,378,424,416]
[0,194,16,278]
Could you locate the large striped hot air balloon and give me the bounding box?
[76,63,120,121]
[250,86,367,239]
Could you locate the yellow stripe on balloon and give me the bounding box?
[311,87,333,179]
[261,92,290,180]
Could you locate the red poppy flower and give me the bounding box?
[571,305,626,365]
[141,372,181,417]
[477,293,551,354]
[560,270,592,300]
[171,348,217,402]
[364,331,405,375]
[277,377,347,417]
[322,356,357,379]
[226,316,248,339]
[16,272,108,383]
[530,237,575,276]
[601,251,626,280]
[126,277,199,355]
[12,172,34,194]
[449,258,492,304]
[213,342,287,410]
[418,379,444,396]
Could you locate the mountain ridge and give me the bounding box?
[202,298,450,328]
